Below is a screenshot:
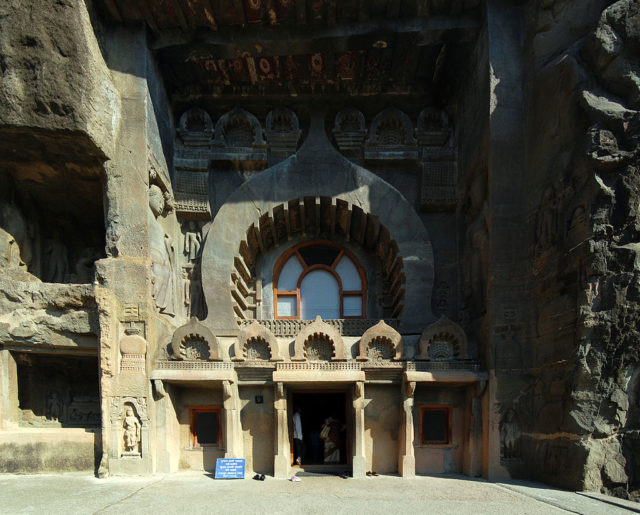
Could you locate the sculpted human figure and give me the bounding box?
[149,185,177,316]
[123,406,141,453]
[45,230,68,283]
[1,201,33,270]
[46,392,62,422]
[183,221,201,262]
[500,409,520,459]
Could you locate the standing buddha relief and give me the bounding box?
[148,184,178,317]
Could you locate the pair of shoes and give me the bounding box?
[290,475,301,482]
[366,471,379,477]
[252,474,265,481]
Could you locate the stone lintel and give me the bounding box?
[149,370,236,382]
[404,370,488,383]
[272,370,366,383]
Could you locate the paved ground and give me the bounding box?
[0,472,638,515]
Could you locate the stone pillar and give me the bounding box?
[223,380,242,458]
[398,380,416,477]
[274,382,290,479]
[352,381,366,478]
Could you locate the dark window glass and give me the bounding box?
[298,246,340,266]
[422,408,449,444]
[196,411,219,445]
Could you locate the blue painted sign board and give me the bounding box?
[215,458,245,479]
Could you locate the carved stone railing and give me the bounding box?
[153,359,481,372]
[154,360,234,370]
[276,362,363,371]
[406,361,480,372]
[237,319,399,337]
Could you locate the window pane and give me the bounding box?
[335,255,362,290]
[298,246,340,267]
[277,296,297,317]
[196,412,219,445]
[278,256,304,291]
[300,270,340,320]
[343,295,362,317]
[422,409,449,444]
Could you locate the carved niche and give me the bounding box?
[265,107,301,163]
[333,108,367,156]
[364,108,418,161]
[178,107,214,147]
[293,315,346,361]
[170,318,221,361]
[357,320,403,361]
[233,320,282,361]
[416,316,469,361]
[212,107,267,161]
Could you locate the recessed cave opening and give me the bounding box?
[0,167,105,284]
[13,352,100,429]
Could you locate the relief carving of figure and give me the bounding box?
[45,229,68,283]
[46,391,62,422]
[463,172,489,316]
[183,221,202,262]
[123,406,141,453]
[0,201,34,270]
[149,185,177,317]
[189,264,206,320]
[500,409,521,460]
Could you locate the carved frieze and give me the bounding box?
[174,172,211,221]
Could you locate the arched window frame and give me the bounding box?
[273,240,368,319]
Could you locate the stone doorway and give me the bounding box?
[290,390,349,470]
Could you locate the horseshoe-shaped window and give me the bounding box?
[273,241,367,320]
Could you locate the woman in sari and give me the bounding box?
[320,416,343,464]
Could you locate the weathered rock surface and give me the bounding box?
[0,278,98,349]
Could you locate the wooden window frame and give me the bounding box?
[189,406,222,449]
[273,240,367,319]
[419,405,452,446]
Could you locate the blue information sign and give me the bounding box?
[215,458,246,479]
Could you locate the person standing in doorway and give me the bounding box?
[293,406,305,466]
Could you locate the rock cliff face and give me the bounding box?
[503,0,640,499]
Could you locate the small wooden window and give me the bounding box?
[273,240,367,320]
[419,405,451,445]
[189,407,221,448]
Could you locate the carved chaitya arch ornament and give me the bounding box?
[416,316,469,360]
[170,317,221,361]
[265,107,301,162]
[178,107,214,146]
[213,107,266,149]
[365,108,418,160]
[293,315,346,361]
[333,108,367,154]
[357,320,403,361]
[233,320,283,361]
